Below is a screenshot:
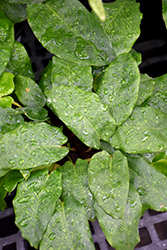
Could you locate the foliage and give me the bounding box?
[0,0,167,249]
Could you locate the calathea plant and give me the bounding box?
[0,0,167,249]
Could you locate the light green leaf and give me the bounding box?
[0,10,14,76]
[128,155,167,212]
[13,169,62,248]
[111,107,167,153]
[0,96,14,108]
[5,0,44,3]
[94,186,142,250]
[4,170,24,193]
[46,85,116,149]
[6,40,34,79]
[57,159,95,221]
[151,151,167,177]
[0,122,69,170]
[88,150,129,219]
[103,0,142,55]
[0,72,14,97]
[20,169,32,180]
[27,0,115,66]
[38,60,52,93]
[143,73,167,114]
[40,194,95,250]
[136,74,155,106]
[51,57,93,91]
[96,53,140,125]
[14,75,46,107]
[16,107,48,122]
[0,1,27,23]
[88,0,105,21]
[0,107,24,132]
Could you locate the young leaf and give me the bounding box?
[111,107,167,153]
[96,53,140,125]
[142,73,167,114]
[88,150,129,219]
[27,0,115,66]
[88,0,105,21]
[46,85,116,149]
[0,10,14,76]
[0,107,24,132]
[94,186,142,250]
[6,40,34,79]
[4,170,24,193]
[13,169,62,248]
[40,194,95,250]
[128,155,167,212]
[0,72,14,97]
[136,74,155,106]
[14,75,46,107]
[0,96,14,108]
[102,0,142,55]
[0,122,69,170]
[51,57,93,92]
[57,159,95,221]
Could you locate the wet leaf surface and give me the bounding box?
[40,194,95,250]
[111,107,167,153]
[46,85,116,149]
[16,107,48,122]
[94,186,142,250]
[58,159,95,220]
[128,155,167,212]
[96,53,140,125]
[13,169,62,248]
[88,150,129,219]
[0,122,69,170]
[38,60,52,93]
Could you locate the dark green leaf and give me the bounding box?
[13,169,62,248]
[4,170,24,193]
[136,74,155,106]
[142,74,167,114]
[14,75,46,107]
[100,140,115,155]
[38,60,52,93]
[6,41,34,79]
[51,57,93,91]
[92,65,108,92]
[17,107,48,122]
[46,85,116,149]
[27,0,115,66]
[96,53,140,125]
[40,194,95,250]
[0,10,14,76]
[0,1,27,23]
[102,0,142,55]
[163,0,167,27]
[0,122,69,170]
[111,107,167,153]
[58,159,95,221]
[0,174,8,210]
[128,155,167,212]
[88,150,129,219]
[94,186,142,250]
[0,107,24,132]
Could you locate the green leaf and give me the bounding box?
[128,155,167,212]
[100,140,115,155]
[0,96,13,108]
[94,186,142,250]
[0,1,27,23]
[136,74,155,106]
[151,151,167,177]
[38,60,52,93]
[6,41,34,79]
[92,65,108,92]
[51,57,93,92]
[5,0,44,3]
[0,122,69,170]
[4,170,24,193]
[0,72,14,97]
[96,53,140,125]
[0,10,14,76]
[163,0,167,27]
[16,107,48,122]
[40,194,95,250]
[0,174,8,210]
[111,107,167,153]
[88,150,129,219]
[27,0,115,66]
[88,0,105,21]
[46,85,116,149]
[14,75,46,107]
[102,0,142,56]
[20,169,32,180]
[57,159,95,221]
[13,169,62,248]
[0,107,24,132]
[142,73,167,114]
